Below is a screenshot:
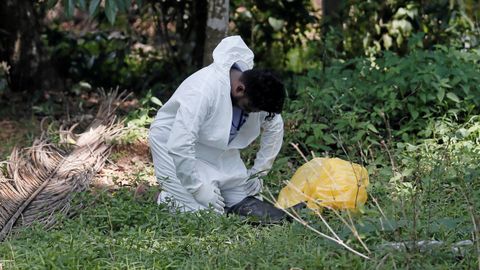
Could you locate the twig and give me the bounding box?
[280,179,371,254]
[290,142,309,162]
[346,209,371,253]
[380,111,394,155]
[380,140,397,174]
[357,141,368,165]
[332,133,364,210]
[312,208,343,243]
[379,139,408,223]
[264,189,370,260]
[370,194,395,231]
[375,253,390,270]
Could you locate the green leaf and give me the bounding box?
[77,0,86,10]
[411,109,419,119]
[313,127,323,139]
[382,34,392,50]
[322,134,336,145]
[366,123,379,133]
[436,87,445,102]
[115,0,127,12]
[392,19,412,34]
[446,92,460,103]
[63,0,74,17]
[89,0,100,16]
[268,17,285,31]
[461,85,470,95]
[455,128,470,139]
[105,0,118,24]
[352,130,366,142]
[313,123,329,130]
[407,103,419,119]
[419,92,427,103]
[47,0,59,9]
[150,96,163,107]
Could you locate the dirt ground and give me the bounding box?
[92,138,157,190]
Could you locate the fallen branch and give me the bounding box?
[0,90,127,241]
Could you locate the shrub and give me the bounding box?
[46,30,185,96]
[284,47,480,159]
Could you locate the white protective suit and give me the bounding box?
[149,36,284,212]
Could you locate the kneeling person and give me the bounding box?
[149,36,285,216]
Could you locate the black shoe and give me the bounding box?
[225,196,306,224]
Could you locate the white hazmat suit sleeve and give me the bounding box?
[245,114,284,195]
[166,90,225,211]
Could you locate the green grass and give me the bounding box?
[0,118,39,160]
[1,115,480,269]
[1,113,480,269]
[0,189,361,269]
[0,168,477,270]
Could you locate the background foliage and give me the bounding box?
[285,46,480,156]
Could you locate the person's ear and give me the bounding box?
[236,83,246,96]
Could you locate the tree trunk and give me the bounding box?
[322,0,343,29]
[0,0,62,95]
[202,0,229,66]
[191,0,208,68]
[321,0,345,57]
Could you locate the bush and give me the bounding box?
[284,47,480,159]
[45,29,185,96]
[322,1,479,58]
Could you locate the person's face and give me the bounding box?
[233,94,260,113]
[231,75,260,113]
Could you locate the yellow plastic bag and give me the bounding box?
[276,158,369,210]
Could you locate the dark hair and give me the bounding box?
[240,70,285,117]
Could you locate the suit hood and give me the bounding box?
[212,36,254,72]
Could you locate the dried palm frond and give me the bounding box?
[0,90,128,241]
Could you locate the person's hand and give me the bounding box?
[192,183,225,213]
[245,177,263,196]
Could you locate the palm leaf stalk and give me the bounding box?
[0,90,127,241]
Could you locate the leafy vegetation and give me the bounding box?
[230,0,480,72]
[45,29,184,96]
[285,46,480,157]
[320,1,479,58]
[0,164,477,269]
